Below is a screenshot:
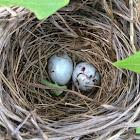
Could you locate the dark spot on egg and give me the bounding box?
[77,73,83,77]
[81,67,85,71]
[93,79,97,82]
[51,71,54,73]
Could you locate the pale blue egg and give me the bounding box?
[48,53,73,85]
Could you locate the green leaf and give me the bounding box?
[136,127,140,134]
[40,80,67,96]
[113,51,140,74]
[0,0,69,20]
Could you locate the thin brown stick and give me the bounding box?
[31,117,48,140]
[109,0,114,51]
[16,78,103,105]
[129,0,137,53]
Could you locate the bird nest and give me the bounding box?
[0,0,140,140]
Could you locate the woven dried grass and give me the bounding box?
[0,0,140,140]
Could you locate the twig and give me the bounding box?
[0,77,2,96]
[129,0,137,53]
[109,0,114,51]
[17,79,103,105]
[50,16,78,38]
[56,12,78,38]
[31,117,48,140]
[0,69,27,106]
[11,110,34,136]
[5,7,17,17]
[0,110,23,140]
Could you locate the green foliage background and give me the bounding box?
[0,0,69,19]
[113,51,140,74]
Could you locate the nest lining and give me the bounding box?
[0,0,140,140]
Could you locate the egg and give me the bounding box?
[48,53,73,85]
[72,62,100,91]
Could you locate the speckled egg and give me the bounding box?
[72,62,100,91]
